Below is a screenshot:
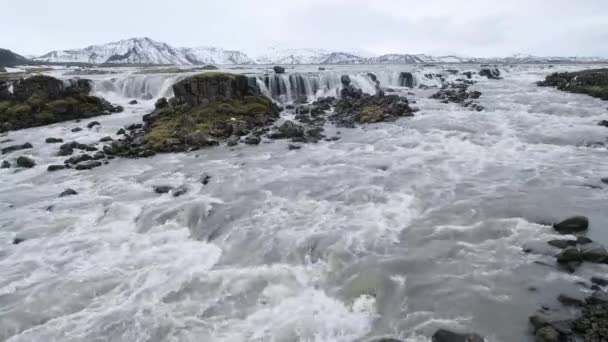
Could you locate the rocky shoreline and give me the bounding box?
[538,69,608,100]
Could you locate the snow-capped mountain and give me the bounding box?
[255,47,331,64]
[181,46,255,64]
[34,38,256,65]
[32,37,608,65]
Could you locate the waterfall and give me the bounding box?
[91,74,186,102]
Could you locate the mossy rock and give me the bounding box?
[142,96,280,152]
[539,69,608,100]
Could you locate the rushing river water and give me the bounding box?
[1,64,608,342]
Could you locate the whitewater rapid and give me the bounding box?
[1,64,608,342]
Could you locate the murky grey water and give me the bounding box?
[1,64,608,342]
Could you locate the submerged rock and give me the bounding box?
[431,329,484,342]
[45,137,63,144]
[1,160,9,168]
[74,160,102,170]
[47,164,66,172]
[59,188,78,197]
[154,185,173,194]
[87,121,100,129]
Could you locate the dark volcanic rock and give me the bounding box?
[479,68,501,80]
[87,121,100,129]
[171,73,260,106]
[129,100,138,105]
[591,277,608,287]
[45,137,63,144]
[1,160,9,168]
[154,185,173,194]
[431,329,484,342]
[2,142,33,155]
[538,69,608,100]
[558,294,585,307]
[244,135,261,145]
[71,127,83,132]
[273,66,285,74]
[47,164,66,172]
[16,156,35,168]
[553,216,589,234]
[75,160,102,170]
[340,75,363,100]
[548,239,577,249]
[557,247,582,263]
[12,237,25,245]
[268,120,305,139]
[535,326,560,342]
[59,188,78,197]
[581,243,608,263]
[573,302,608,340]
[172,185,188,197]
[333,94,414,126]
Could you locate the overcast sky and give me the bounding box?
[2,0,608,57]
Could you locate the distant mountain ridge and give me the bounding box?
[30,37,608,65]
[0,48,29,67]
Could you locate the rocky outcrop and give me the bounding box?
[333,94,414,127]
[431,329,484,342]
[430,82,484,111]
[479,68,501,80]
[340,75,363,100]
[170,72,260,107]
[273,66,285,74]
[111,72,280,156]
[538,69,608,100]
[0,75,121,133]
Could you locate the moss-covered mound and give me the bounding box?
[111,72,280,156]
[0,75,120,132]
[539,69,608,100]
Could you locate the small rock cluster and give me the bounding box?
[527,216,608,341]
[430,82,484,111]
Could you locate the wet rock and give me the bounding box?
[1,160,9,168]
[553,216,589,234]
[557,247,582,263]
[288,144,302,150]
[116,128,126,135]
[172,185,188,197]
[340,75,363,100]
[586,291,608,305]
[92,151,105,160]
[65,153,92,165]
[16,156,35,168]
[463,71,473,79]
[573,302,608,340]
[45,137,63,144]
[129,100,138,105]
[200,65,219,70]
[369,339,404,342]
[535,326,560,342]
[530,315,551,332]
[75,160,102,170]
[201,174,211,185]
[577,236,593,245]
[2,142,33,155]
[431,329,484,342]
[591,277,608,287]
[87,121,100,129]
[102,145,113,155]
[244,135,261,145]
[269,120,305,139]
[59,188,78,197]
[47,164,66,172]
[226,135,240,146]
[581,243,608,263]
[333,94,414,126]
[184,130,218,147]
[126,123,143,131]
[155,97,168,109]
[598,120,608,128]
[479,68,501,79]
[273,66,285,74]
[558,294,585,307]
[71,127,83,132]
[99,136,113,142]
[12,237,25,245]
[548,239,577,249]
[154,185,173,194]
[113,105,124,113]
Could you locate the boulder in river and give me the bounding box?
[59,188,78,197]
[333,94,414,126]
[45,137,63,144]
[16,156,35,168]
[479,68,501,80]
[1,160,10,168]
[273,66,285,74]
[553,216,589,234]
[1,142,33,155]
